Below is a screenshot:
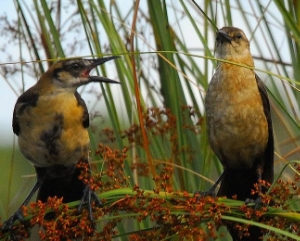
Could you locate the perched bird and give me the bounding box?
[2,57,119,234]
[205,27,274,240]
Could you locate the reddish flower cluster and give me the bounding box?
[95,144,129,191]
[1,158,300,241]
[0,197,101,241]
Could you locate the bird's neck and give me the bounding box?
[36,79,77,96]
[217,48,255,67]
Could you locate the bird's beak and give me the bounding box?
[83,56,120,84]
[217,30,232,43]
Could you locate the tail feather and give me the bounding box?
[217,168,262,241]
[35,165,85,203]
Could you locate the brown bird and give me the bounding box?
[2,57,119,239]
[205,27,274,240]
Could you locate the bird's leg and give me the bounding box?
[77,166,102,224]
[78,185,102,221]
[256,165,263,194]
[195,171,225,198]
[245,165,263,209]
[1,175,45,236]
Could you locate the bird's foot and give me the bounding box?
[1,209,24,231]
[245,196,262,210]
[194,187,216,200]
[194,172,223,200]
[1,209,26,241]
[77,185,102,226]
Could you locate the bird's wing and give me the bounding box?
[74,91,89,128]
[12,89,39,136]
[255,74,274,183]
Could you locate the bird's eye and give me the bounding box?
[72,63,80,69]
[236,33,243,39]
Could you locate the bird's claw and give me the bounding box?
[194,189,216,201]
[77,185,102,223]
[245,196,262,210]
[1,209,24,231]
[1,209,26,241]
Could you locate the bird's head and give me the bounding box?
[215,26,254,66]
[45,56,119,89]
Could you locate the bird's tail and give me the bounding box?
[217,168,262,241]
[35,165,86,203]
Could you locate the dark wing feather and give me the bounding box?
[255,74,274,184]
[75,91,89,128]
[12,89,39,135]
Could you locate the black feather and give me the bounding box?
[12,89,39,135]
[75,91,89,128]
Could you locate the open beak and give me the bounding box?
[217,30,232,43]
[84,56,120,84]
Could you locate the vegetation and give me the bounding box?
[1,0,300,240]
